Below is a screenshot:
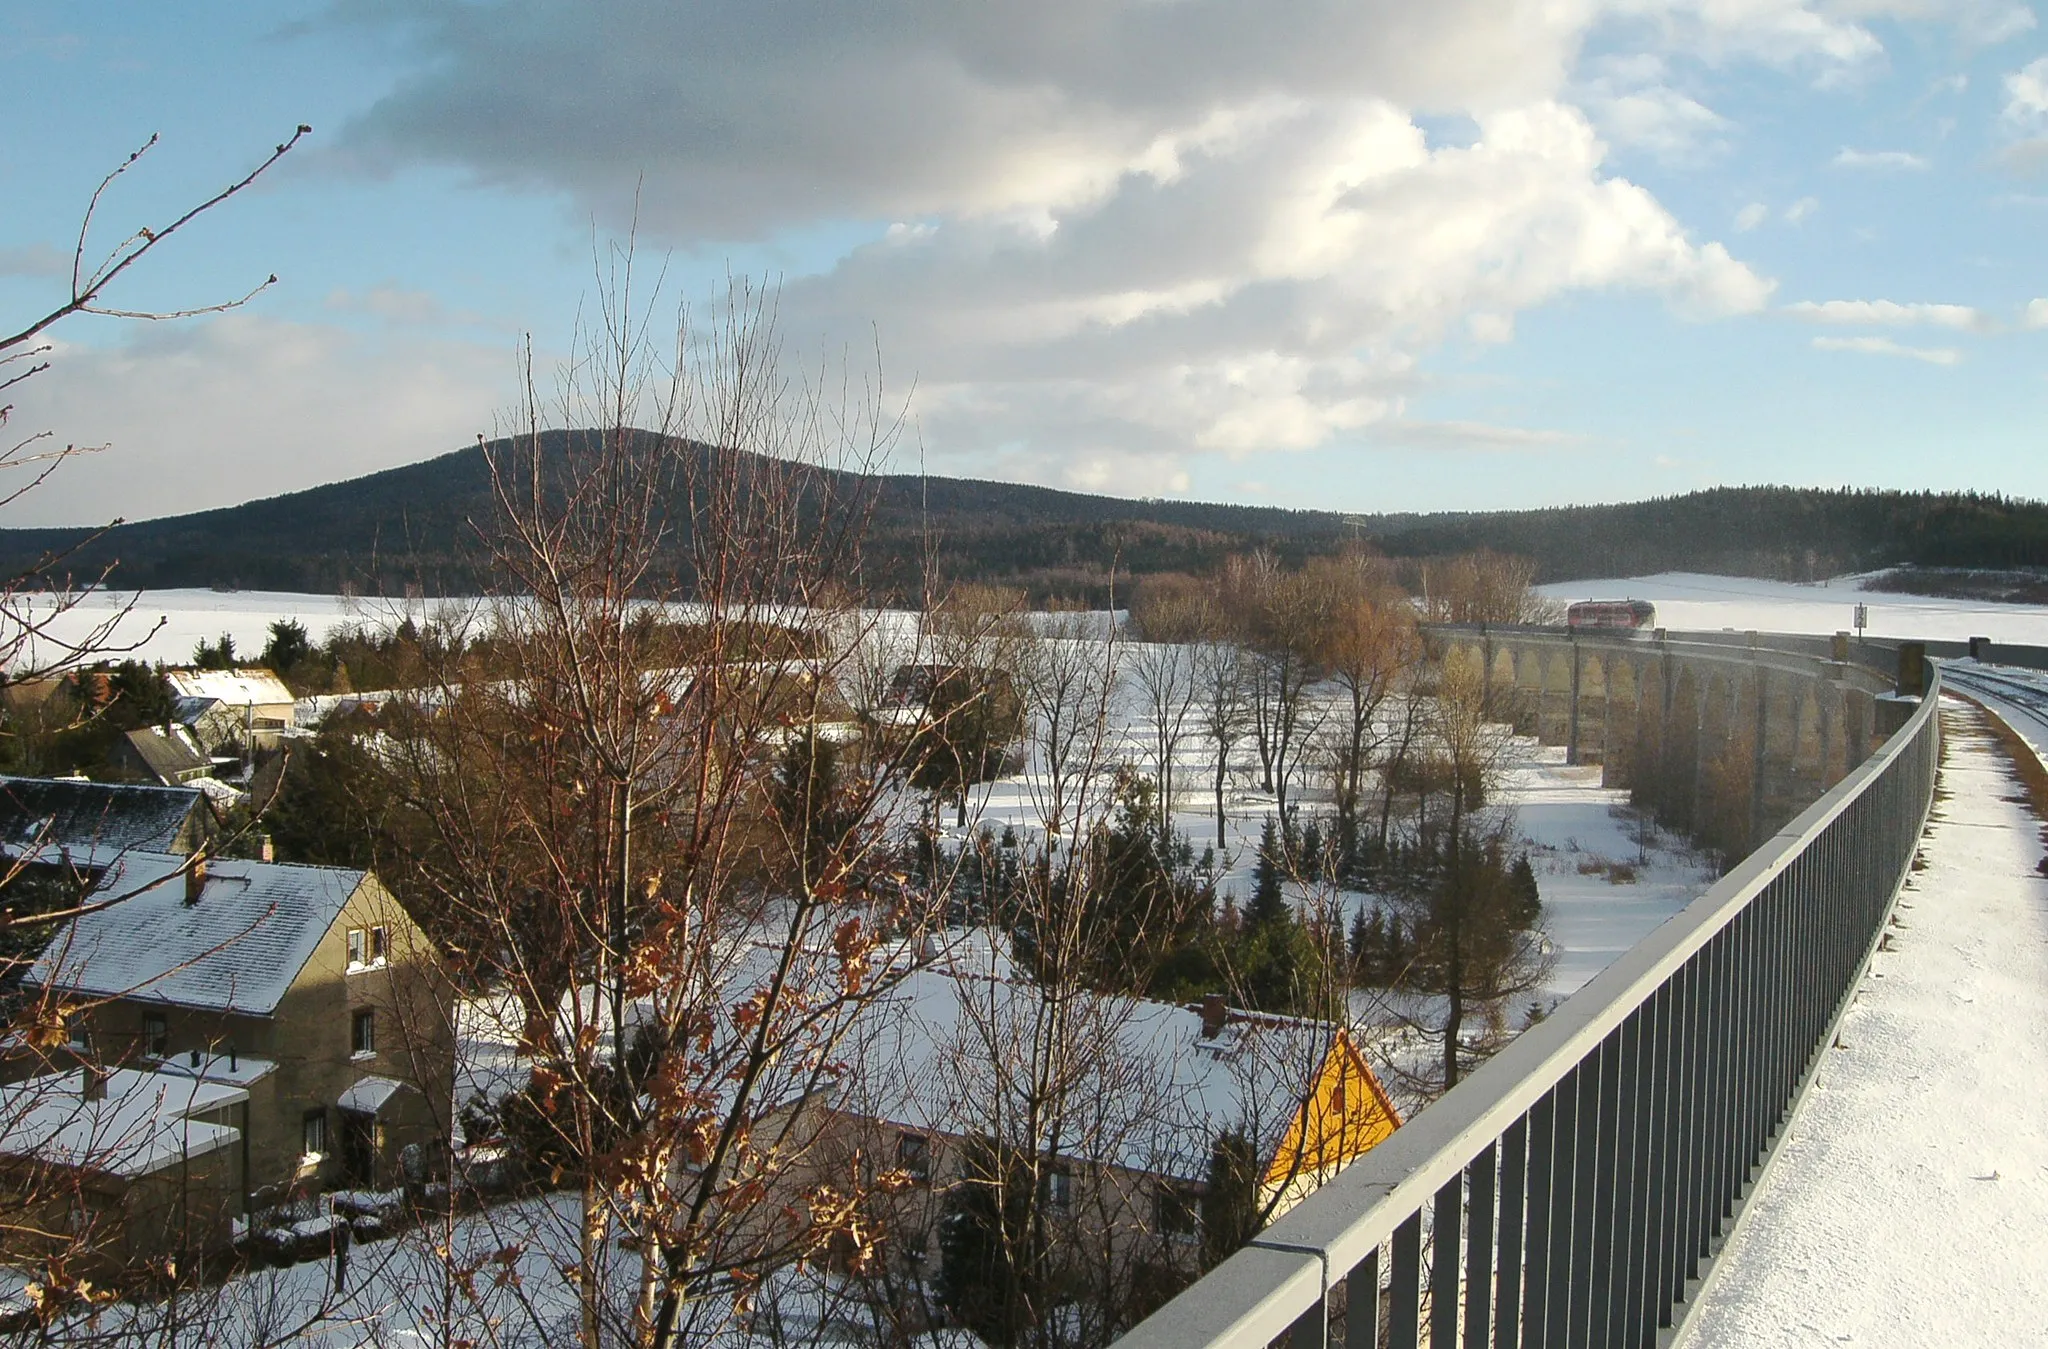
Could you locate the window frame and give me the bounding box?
[1155,1182,1201,1241]
[346,927,366,969]
[1044,1163,1074,1213]
[302,1108,328,1160]
[143,1013,168,1059]
[351,1008,376,1058]
[896,1130,932,1184]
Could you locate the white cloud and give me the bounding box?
[1832,147,1931,168]
[1784,195,1820,222]
[1375,419,1584,450]
[324,284,496,329]
[1575,55,1730,160]
[1811,335,1962,363]
[311,0,1904,485]
[2007,55,2048,122]
[1830,0,2035,46]
[2,316,512,526]
[779,99,1772,483]
[2024,297,2048,327]
[1735,201,1770,230]
[1784,298,1992,330]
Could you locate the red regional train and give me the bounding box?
[1566,599,1657,632]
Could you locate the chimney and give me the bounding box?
[258,835,274,863]
[82,1064,108,1102]
[184,858,208,906]
[1200,993,1228,1041]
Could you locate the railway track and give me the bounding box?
[1936,661,2048,731]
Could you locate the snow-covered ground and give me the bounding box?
[1679,700,2048,1348]
[1538,571,2048,645]
[24,567,2048,673]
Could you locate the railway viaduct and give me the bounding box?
[1424,624,1907,861]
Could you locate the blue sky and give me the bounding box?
[6,1,2048,526]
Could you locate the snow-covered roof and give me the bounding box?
[336,1076,408,1115]
[164,668,295,708]
[837,959,1350,1183]
[27,852,367,1015]
[123,726,211,783]
[0,1067,246,1177]
[0,777,207,860]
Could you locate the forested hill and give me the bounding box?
[0,432,2043,602]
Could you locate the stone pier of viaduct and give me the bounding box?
[1426,626,1901,862]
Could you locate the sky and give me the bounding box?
[6,1,2048,527]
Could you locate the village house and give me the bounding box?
[0,777,216,862]
[109,724,215,787]
[13,852,455,1247]
[0,1063,251,1270]
[793,959,1399,1330]
[162,668,296,752]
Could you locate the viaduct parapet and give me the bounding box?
[1425,625,1903,861]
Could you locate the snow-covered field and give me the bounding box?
[1680,701,2048,1348]
[22,567,2048,672]
[1538,571,2048,645]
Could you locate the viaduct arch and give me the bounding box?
[1427,626,1896,860]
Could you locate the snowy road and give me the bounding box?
[1679,701,2048,1348]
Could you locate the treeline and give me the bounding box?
[1,431,2041,604]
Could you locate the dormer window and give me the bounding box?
[346,926,390,972]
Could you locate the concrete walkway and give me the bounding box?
[1682,701,2048,1348]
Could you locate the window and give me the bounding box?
[896,1131,932,1183]
[143,1014,168,1059]
[1044,1164,1074,1213]
[1155,1183,1200,1240]
[303,1109,328,1159]
[348,926,390,970]
[351,1009,375,1057]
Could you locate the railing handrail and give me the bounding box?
[1115,660,1945,1348]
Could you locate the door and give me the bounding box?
[340,1111,375,1187]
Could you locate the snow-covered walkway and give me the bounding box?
[1681,701,2048,1347]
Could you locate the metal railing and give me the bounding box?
[1117,666,1943,1349]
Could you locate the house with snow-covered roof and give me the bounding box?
[0,777,215,865]
[0,1063,252,1268]
[17,851,454,1214]
[802,961,1399,1296]
[162,668,296,751]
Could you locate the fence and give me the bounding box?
[1116,666,1943,1349]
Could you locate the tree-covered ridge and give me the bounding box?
[0,431,2041,601]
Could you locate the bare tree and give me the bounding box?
[354,259,946,1349]
[1127,640,1200,818]
[0,128,348,1341]
[1193,640,1250,850]
[1305,555,1421,870]
[1219,555,1328,825]
[1416,550,1559,627]
[1016,609,1123,847]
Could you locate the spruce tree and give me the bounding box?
[1247,817,1289,930]
[1509,853,1542,929]
[1200,1130,1261,1270]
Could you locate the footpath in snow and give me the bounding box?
[1681,701,2048,1348]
